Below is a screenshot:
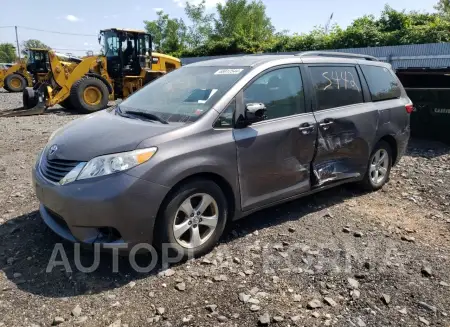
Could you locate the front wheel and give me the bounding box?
[5,74,27,92]
[23,88,38,109]
[359,140,392,191]
[69,77,109,114]
[154,179,228,260]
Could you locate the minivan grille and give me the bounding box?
[40,158,80,183]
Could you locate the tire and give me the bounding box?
[59,98,74,111]
[359,140,392,191]
[5,74,27,92]
[69,76,109,114]
[23,88,37,109]
[154,179,228,260]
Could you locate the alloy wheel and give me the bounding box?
[369,148,389,186]
[173,193,219,249]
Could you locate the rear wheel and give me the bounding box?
[5,74,27,92]
[154,179,228,260]
[359,140,392,191]
[23,88,37,109]
[69,77,109,114]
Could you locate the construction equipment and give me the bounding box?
[1,28,181,117]
[0,48,81,93]
[0,49,44,92]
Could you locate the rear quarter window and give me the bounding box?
[310,66,364,111]
[361,65,401,102]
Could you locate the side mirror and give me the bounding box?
[244,103,266,125]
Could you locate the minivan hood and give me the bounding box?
[48,110,181,161]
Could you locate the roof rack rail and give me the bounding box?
[295,51,379,61]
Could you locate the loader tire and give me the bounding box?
[23,88,38,109]
[59,98,74,111]
[5,74,27,92]
[70,77,109,114]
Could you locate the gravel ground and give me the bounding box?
[0,90,449,327]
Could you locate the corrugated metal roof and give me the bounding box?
[181,43,450,69]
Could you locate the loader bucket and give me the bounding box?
[0,87,47,117]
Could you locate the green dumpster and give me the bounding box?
[406,88,450,144]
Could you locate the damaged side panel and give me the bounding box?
[311,105,380,187]
[313,159,361,186]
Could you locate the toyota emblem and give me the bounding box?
[48,144,58,156]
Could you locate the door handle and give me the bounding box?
[319,119,334,130]
[298,123,315,135]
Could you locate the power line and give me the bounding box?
[17,26,97,37]
[53,47,98,51]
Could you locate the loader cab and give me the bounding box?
[100,28,151,79]
[26,49,49,74]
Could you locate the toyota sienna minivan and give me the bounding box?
[33,52,411,258]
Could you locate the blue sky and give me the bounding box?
[0,0,438,57]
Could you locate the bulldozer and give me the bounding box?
[1,28,181,117]
[0,48,82,93]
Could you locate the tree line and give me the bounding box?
[1,0,449,63]
[0,39,49,63]
[145,0,450,57]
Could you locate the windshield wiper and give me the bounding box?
[124,110,169,124]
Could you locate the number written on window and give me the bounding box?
[321,70,360,92]
[310,66,364,111]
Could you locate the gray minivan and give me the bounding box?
[33,52,411,258]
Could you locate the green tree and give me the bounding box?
[185,1,214,49]
[435,0,450,18]
[144,11,187,55]
[21,39,50,55]
[143,0,450,57]
[212,0,275,54]
[0,43,16,62]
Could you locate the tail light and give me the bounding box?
[405,103,414,114]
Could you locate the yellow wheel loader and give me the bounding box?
[1,28,181,117]
[0,48,81,93]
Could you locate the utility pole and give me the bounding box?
[325,13,334,35]
[15,26,21,60]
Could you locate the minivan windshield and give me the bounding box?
[119,66,249,123]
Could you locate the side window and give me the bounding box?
[244,67,305,120]
[214,99,235,128]
[361,65,401,101]
[310,66,364,111]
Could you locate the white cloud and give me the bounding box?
[173,0,224,9]
[65,15,80,22]
[153,7,164,11]
[103,14,119,19]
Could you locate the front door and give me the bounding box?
[233,66,317,211]
[307,64,379,185]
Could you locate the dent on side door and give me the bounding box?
[313,109,373,186]
[309,66,379,186]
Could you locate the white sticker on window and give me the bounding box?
[214,69,244,75]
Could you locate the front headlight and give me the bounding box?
[76,147,157,181]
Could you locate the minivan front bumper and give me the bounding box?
[32,163,170,250]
